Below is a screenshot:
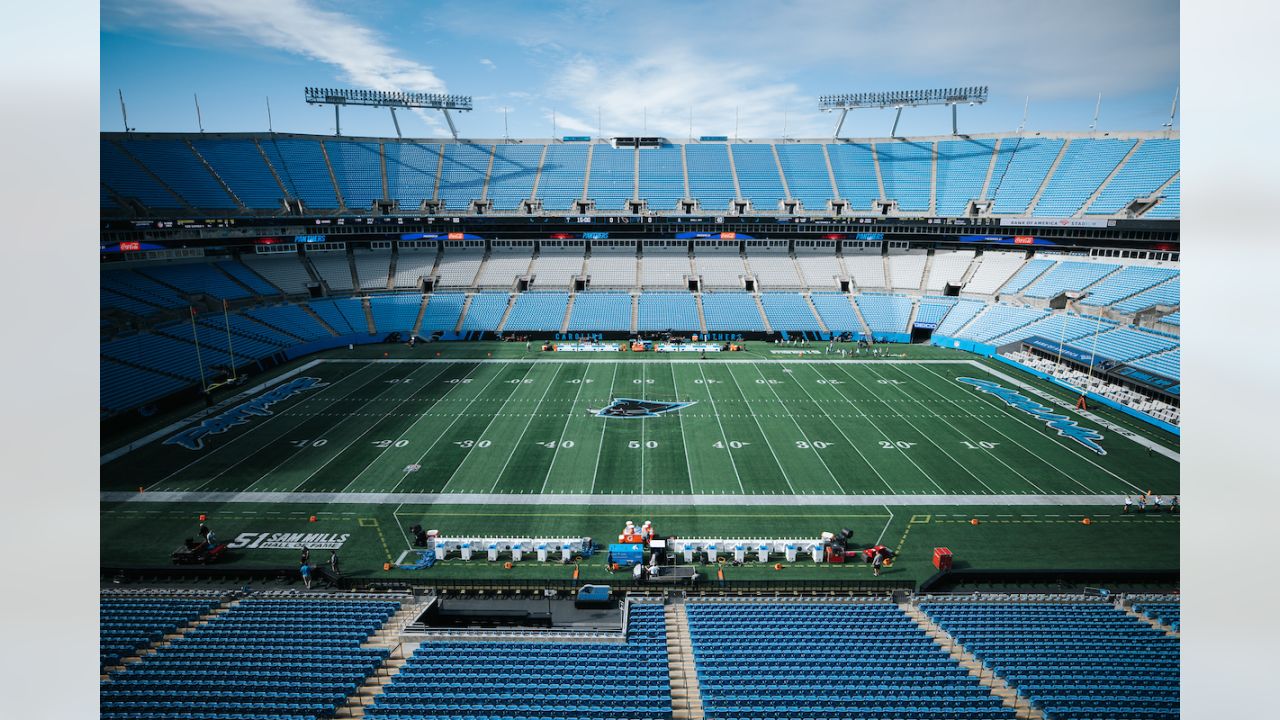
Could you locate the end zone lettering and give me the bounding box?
[164,376,329,450]
[957,377,1107,455]
[228,532,351,550]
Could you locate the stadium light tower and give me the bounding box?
[819,86,988,138]
[303,87,473,139]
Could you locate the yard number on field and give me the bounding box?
[960,441,1000,450]
[879,440,917,449]
[454,439,491,448]
[290,439,327,448]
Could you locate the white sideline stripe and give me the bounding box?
[100,358,326,464]
[101,491,1130,507]
[318,358,973,364]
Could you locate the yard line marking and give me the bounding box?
[188,363,401,494]
[669,362,697,495]
[964,362,1145,492]
[428,361,536,493]
[905,363,1099,492]
[875,505,895,546]
[107,489,1127,506]
[719,364,796,495]
[695,363,746,494]
[145,362,379,491]
[833,364,995,493]
[387,362,514,495]
[298,363,450,491]
[744,363,842,493]
[867,363,1049,494]
[244,363,423,493]
[538,363,591,494]
[808,364,942,492]
[640,362,646,494]
[489,364,566,492]
[783,363,894,494]
[588,363,620,496]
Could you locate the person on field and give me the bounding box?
[329,550,341,576]
[1138,495,1147,513]
[1169,496,1178,513]
[872,551,884,577]
[1124,496,1132,514]
[1152,494,1162,511]
[300,546,311,566]
[300,562,312,589]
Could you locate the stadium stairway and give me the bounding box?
[243,312,308,344]
[881,254,892,290]
[453,294,474,333]
[664,600,706,720]
[695,294,708,336]
[104,351,190,383]
[753,294,773,333]
[100,591,232,676]
[900,603,1044,720]
[342,602,424,717]
[318,141,346,210]
[560,294,575,334]
[849,295,874,338]
[804,294,829,333]
[221,261,282,299]
[361,298,376,334]
[385,252,399,292]
[724,144,744,201]
[631,293,640,334]
[919,251,936,293]
[871,141,888,200]
[494,293,517,333]
[108,598,236,678]
[185,139,245,209]
[1121,601,1179,638]
[410,295,430,337]
[1079,140,1143,216]
[929,142,939,215]
[302,303,340,336]
[1025,140,1072,215]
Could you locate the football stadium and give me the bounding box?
[96,5,1181,720]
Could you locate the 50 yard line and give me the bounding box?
[588,363,620,496]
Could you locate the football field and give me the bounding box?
[100,346,1180,582]
[102,356,1177,500]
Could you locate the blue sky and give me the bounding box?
[101,0,1179,139]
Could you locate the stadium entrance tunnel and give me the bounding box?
[911,326,934,343]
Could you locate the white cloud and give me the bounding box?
[546,50,823,138]
[480,58,497,70]
[103,0,450,132]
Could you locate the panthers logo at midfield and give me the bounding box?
[590,398,696,418]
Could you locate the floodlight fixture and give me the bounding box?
[819,86,989,138]
[303,87,473,139]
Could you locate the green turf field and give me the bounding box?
[100,343,1179,584]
